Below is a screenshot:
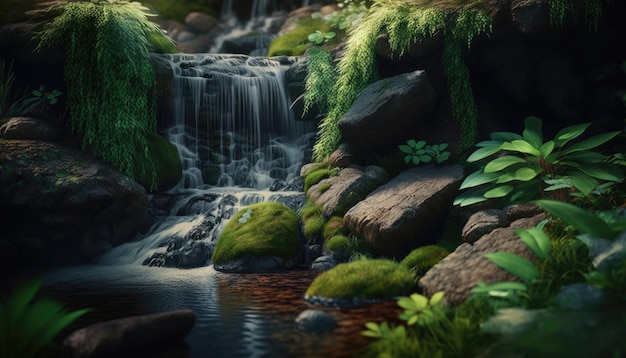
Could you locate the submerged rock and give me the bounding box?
[295,309,337,333]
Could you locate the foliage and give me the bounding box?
[0,59,41,118]
[397,291,445,326]
[267,18,333,57]
[308,0,491,161]
[211,202,300,264]
[455,116,623,207]
[37,0,174,189]
[31,85,62,111]
[400,245,449,280]
[304,258,415,303]
[302,46,337,118]
[548,0,602,31]
[399,140,450,165]
[140,0,219,22]
[308,30,336,44]
[312,1,369,32]
[0,277,90,358]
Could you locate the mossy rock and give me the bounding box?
[323,216,346,240]
[267,18,334,57]
[400,245,449,279]
[304,167,336,192]
[305,258,415,306]
[212,202,301,269]
[133,131,182,192]
[323,235,371,262]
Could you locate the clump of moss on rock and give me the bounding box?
[267,17,334,57]
[212,202,300,267]
[303,163,337,192]
[400,245,449,280]
[323,235,371,262]
[305,258,415,306]
[133,131,182,192]
[323,216,346,240]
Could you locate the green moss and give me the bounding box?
[300,199,324,220]
[400,245,449,279]
[304,168,335,192]
[305,258,414,301]
[318,182,332,193]
[304,215,326,239]
[133,131,182,192]
[324,235,372,260]
[323,216,346,240]
[142,0,220,22]
[267,18,334,57]
[211,202,300,264]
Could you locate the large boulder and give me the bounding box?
[344,165,464,257]
[337,70,437,155]
[63,309,195,358]
[0,140,148,267]
[307,165,389,218]
[418,213,549,306]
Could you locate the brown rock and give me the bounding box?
[461,209,509,244]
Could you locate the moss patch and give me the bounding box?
[400,245,449,279]
[304,165,336,192]
[305,258,414,303]
[267,18,334,57]
[133,131,182,192]
[323,216,346,240]
[212,202,300,264]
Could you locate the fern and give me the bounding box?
[548,0,602,30]
[310,0,491,161]
[303,46,337,117]
[38,0,165,188]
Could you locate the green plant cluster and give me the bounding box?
[455,116,623,207]
[399,139,450,165]
[307,0,491,161]
[37,0,174,189]
[548,0,602,30]
[267,17,334,57]
[1,277,90,358]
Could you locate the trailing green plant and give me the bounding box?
[0,277,91,358]
[454,116,623,207]
[37,0,173,189]
[399,139,450,165]
[302,46,337,118]
[548,0,602,31]
[308,29,336,44]
[308,0,491,161]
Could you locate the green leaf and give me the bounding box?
[429,291,445,306]
[471,281,528,293]
[522,116,544,148]
[491,132,523,142]
[405,155,412,164]
[459,171,499,190]
[539,141,555,158]
[412,156,420,165]
[437,152,450,163]
[410,293,428,310]
[414,140,426,149]
[514,167,541,181]
[407,315,419,326]
[8,278,42,324]
[438,143,448,151]
[562,131,621,154]
[515,228,551,259]
[567,171,598,195]
[561,151,607,163]
[399,145,413,154]
[484,185,514,198]
[467,146,501,162]
[553,122,591,147]
[533,200,614,239]
[454,190,489,207]
[484,156,527,173]
[500,140,541,157]
[325,31,336,39]
[579,163,624,182]
[484,252,539,281]
[475,140,504,148]
[419,155,432,163]
[407,139,417,148]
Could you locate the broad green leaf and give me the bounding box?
[471,281,528,293]
[554,122,591,147]
[459,171,499,189]
[543,178,572,191]
[475,140,504,148]
[533,199,614,239]
[437,152,450,163]
[410,293,428,310]
[399,145,413,154]
[579,163,624,182]
[561,151,607,163]
[522,116,544,149]
[484,156,527,173]
[514,167,541,181]
[407,315,419,325]
[325,31,336,39]
[407,139,417,148]
[438,143,448,150]
[515,228,551,259]
[419,155,432,163]
[467,146,501,162]
[539,141,555,158]
[412,156,420,165]
[415,140,426,149]
[404,155,412,164]
[484,252,539,281]
[429,291,445,306]
[562,131,621,154]
[484,185,514,198]
[490,132,523,142]
[567,171,598,195]
[454,191,489,207]
[500,140,541,157]
[7,278,42,324]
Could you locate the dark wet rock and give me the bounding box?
[213,254,292,273]
[220,34,274,55]
[0,117,63,141]
[0,140,147,266]
[295,309,337,333]
[185,12,219,34]
[345,165,464,257]
[337,70,436,155]
[503,202,544,222]
[310,255,337,271]
[307,165,389,218]
[419,213,549,306]
[510,0,552,37]
[63,309,195,358]
[462,209,509,244]
[555,283,608,311]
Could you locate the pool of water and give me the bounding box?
[40,264,402,358]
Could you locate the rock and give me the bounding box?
[327,143,354,168]
[345,165,464,257]
[418,213,549,306]
[461,209,509,244]
[0,117,63,141]
[510,0,552,36]
[63,309,195,358]
[310,255,337,271]
[295,309,337,333]
[307,165,389,218]
[0,140,147,266]
[220,34,274,55]
[185,12,219,34]
[555,283,608,311]
[503,202,544,222]
[338,70,436,155]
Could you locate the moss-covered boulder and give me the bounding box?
[304,258,415,306]
[267,18,334,57]
[400,245,449,280]
[212,201,302,273]
[323,235,371,262]
[133,131,182,192]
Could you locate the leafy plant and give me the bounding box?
[31,85,62,111]
[399,140,450,165]
[362,321,407,339]
[548,0,602,31]
[308,30,336,44]
[455,116,623,207]
[0,277,90,358]
[397,291,445,326]
[0,59,40,118]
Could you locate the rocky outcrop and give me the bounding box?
[63,309,195,358]
[337,70,437,155]
[0,140,148,267]
[0,117,63,141]
[461,209,510,244]
[418,213,549,306]
[307,165,389,218]
[344,165,464,257]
